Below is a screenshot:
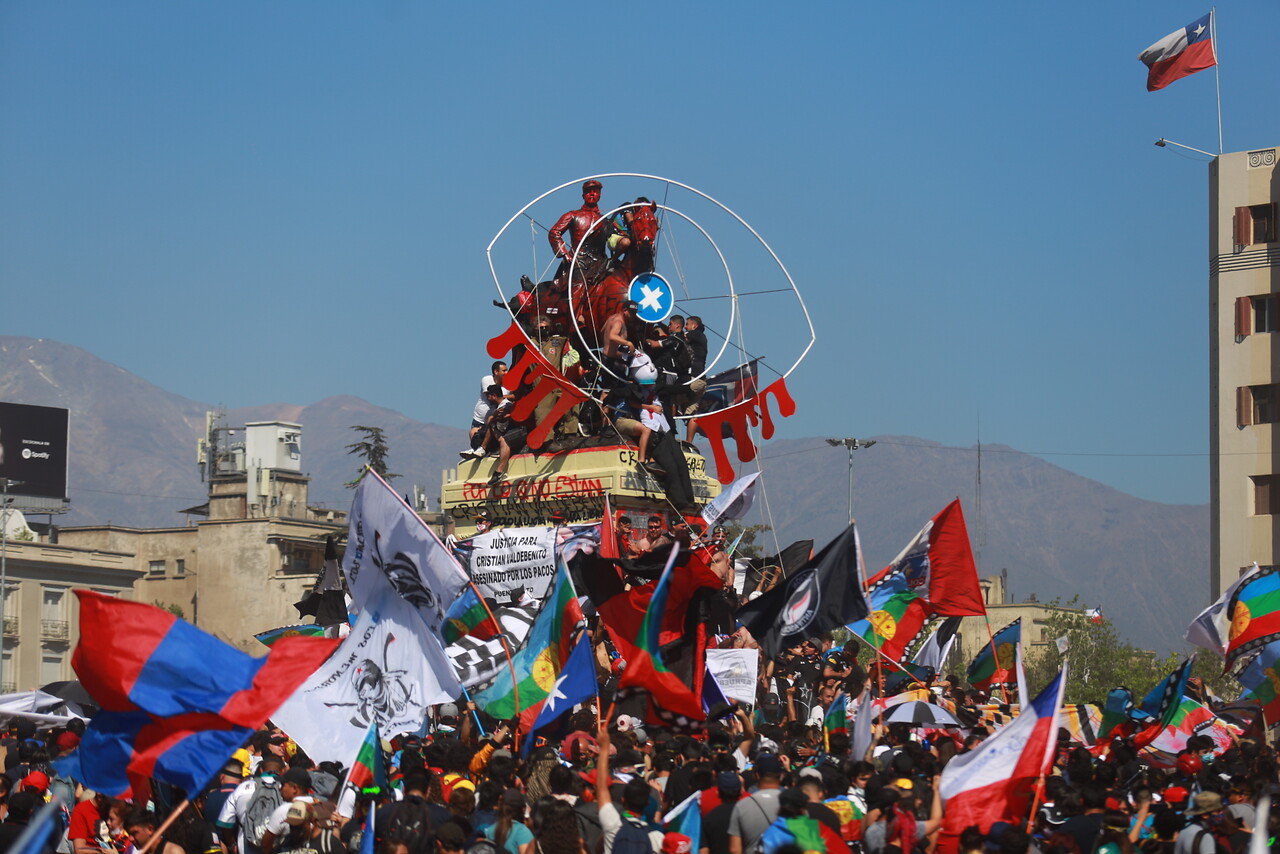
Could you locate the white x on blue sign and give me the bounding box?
[628,272,674,324]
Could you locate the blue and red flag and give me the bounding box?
[1138,13,1216,92]
[57,591,338,799]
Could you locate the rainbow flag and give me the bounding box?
[443,587,500,646]
[472,560,584,721]
[846,571,930,662]
[967,619,1021,690]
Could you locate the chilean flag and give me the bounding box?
[56,591,339,799]
[935,666,1068,852]
[1139,13,1216,92]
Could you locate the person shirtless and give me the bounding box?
[601,300,639,360]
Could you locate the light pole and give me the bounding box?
[825,438,875,525]
[0,478,22,692]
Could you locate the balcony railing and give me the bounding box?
[0,682,13,694]
[1,618,17,638]
[41,619,69,640]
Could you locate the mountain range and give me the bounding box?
[0,335,1208,654]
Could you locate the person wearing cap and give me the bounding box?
[701,772,744,854]
[548,179,613,289]
[477,789,534,854]
[727,753,785,854]
[260,768,314,854]
[1176,792,1228,854]
[218,754,287,854]
[206,758,248,829]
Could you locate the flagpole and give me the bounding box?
[136,800,189,854]
[982,617,1011,704]
[459,685,487,737]
[849,632,928,692]
[1212,6,1223,154]
[358,469,522,743]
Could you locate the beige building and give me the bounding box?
[953,573,1078,671]
[1210,147,1280,598]
[56,421,346,652]
[0,537,143,692]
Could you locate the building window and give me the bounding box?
[1257,296,1279,333]
[40,651,63,684]
[148,560,165,576]
[1254,475,1278,515]
[1237,385,1280,426]
[175,559,186,577]
[1236,203,1279,247]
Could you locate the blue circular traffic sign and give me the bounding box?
[628,273,675,324]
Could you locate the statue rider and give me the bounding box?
[548,179,613,290]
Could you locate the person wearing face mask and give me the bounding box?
[219,755,287,854]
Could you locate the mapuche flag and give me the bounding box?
[1138,12,1216,92]
[1131,656,1195,749]
[1237,638,1280,725]
[736,524,869,659]
[846,571,930,663]
[472,560,584,722]
[967,618,1021,690]
[867,500,985,618]
[1225,567,1280,670]
[56,591,339,799]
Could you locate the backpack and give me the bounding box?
[382,796,435,854]
[612,816,655,854]
[1188,829,1231,854]
[242,779,284,847]
[467,840,501,854]
[574,803,604,854]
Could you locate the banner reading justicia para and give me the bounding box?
[453,526,561,604]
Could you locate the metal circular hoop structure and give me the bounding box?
[485,173,816,420]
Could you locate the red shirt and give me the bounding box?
[68,798,103,845]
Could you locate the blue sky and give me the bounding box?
[3,2,1275,507]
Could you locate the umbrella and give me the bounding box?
[38,680,98,716]
[881,700,961,728]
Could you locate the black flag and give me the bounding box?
[736,524,868,658]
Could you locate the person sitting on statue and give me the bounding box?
[548,179,614,289]
[606,196,653,265]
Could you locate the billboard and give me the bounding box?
[0,402,69,501]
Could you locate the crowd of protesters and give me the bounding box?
[5,640,1279,854]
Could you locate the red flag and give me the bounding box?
[868,500,985,617]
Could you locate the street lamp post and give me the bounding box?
[0,478,23,693]
[825,438,875,525]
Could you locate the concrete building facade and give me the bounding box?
[0,538,143,692]
[56,421,346,653]
[1210,147,1280,598]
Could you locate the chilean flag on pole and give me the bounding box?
[1139,12,1216,91]
[935,666,1068,852]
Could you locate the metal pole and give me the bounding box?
[0,478,19,693]
[825,438,875,526]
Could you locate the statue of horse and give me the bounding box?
[503,201,661,349]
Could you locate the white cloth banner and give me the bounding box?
[454,527,559,603]
[345,473,468,635]
[706,649,758,707]
[701,472,761,528]
[273,585,460,766]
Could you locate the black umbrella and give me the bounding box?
[881,700,961,727]
[39,680,98,715]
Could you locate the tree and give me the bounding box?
[345,425,399,486]
[1019,597,1197,704]
[718,521,772,562]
